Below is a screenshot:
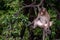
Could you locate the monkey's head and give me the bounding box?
[40,8,47,15]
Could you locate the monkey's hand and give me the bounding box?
[44,21,53,27]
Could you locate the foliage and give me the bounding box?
[0,0,58,40]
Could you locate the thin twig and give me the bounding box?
[38,0,45,6]
[14,0,45,17]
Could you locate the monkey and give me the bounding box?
[38,7,52,35]
[28,7,53,28]
[27,7,53,36]
[27,7,53,40]
[36,7,52,40]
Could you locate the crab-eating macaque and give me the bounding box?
[27,7,53,33]
[27,6,53,40]
[37,8,53,40]
[30,8,51,26]
[27,7,53,40]
[37,8,53,35]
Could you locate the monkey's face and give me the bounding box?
[40,8,46,15]
[40,12,44,15]
[40,12,45,16]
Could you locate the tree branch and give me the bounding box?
[14,0,45,17]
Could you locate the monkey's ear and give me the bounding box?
[50,21,53,26]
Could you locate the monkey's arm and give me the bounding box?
[27,15,40,27]
[27,21,34,27]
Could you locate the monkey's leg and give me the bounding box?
[43,30,45,40]
[43,29,48,40]
[44,29,50,40]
